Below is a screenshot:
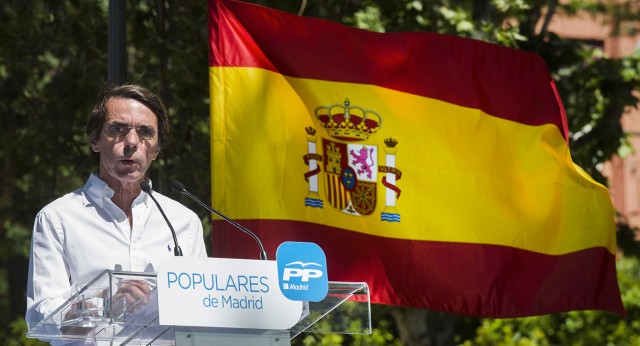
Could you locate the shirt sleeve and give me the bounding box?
[26,209,72,329]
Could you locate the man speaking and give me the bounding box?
[25,83,207,332]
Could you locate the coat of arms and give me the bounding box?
[303,98,402,222]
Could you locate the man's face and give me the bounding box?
[90,97,159,190]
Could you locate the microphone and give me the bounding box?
[170,179,269,260]
[140,180,183,256]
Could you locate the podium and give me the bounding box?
[27,261,371,345]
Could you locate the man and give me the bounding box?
[26,83,207,331]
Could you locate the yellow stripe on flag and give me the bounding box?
[211,66,615,256]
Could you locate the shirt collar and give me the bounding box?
[84,173,151,208]
[84,173,113,208]
[135,178,151,207]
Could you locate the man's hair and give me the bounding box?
[86,83,170,162]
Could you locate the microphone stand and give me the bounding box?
[170,180,269,260]
[141,181,183,256]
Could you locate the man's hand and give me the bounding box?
[61,288,106,335]
[108,279,153,318]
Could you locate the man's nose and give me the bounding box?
[124,128,140,148]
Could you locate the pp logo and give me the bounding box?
[283,261,324,282]
[276,242,328,302]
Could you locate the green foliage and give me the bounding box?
[530,37,640,184]
[617,221,640,258]
[350,318,402,345]
[0,1,106,339]
[346,6,386,33]
[5,318,47,346]
[293,305,401,346]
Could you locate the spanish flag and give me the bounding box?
[208,0,625,317]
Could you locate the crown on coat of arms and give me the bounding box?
[315,98,382,141]
[384,137,398,148]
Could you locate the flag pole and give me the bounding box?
[108,0,127,84]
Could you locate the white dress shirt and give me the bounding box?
[26,173,207,330]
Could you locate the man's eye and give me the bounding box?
[109,125,128,135]
[112,126,125,133]
[138,128,153,137]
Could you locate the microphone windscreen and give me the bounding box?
[170,180,185,192]
[140,180,151,193]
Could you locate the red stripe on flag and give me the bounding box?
[209,0,566,138]
[212,220,626,318]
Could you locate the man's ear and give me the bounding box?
[90,140,99,152]
[151,148,160,160]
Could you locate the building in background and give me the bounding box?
[544,4,640,228]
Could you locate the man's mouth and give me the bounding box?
[119,159,138,166]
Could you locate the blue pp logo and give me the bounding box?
[276,242,328,302]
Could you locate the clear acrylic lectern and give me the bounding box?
[27,270,371,345]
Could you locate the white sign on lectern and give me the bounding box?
[157,257,303,330]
